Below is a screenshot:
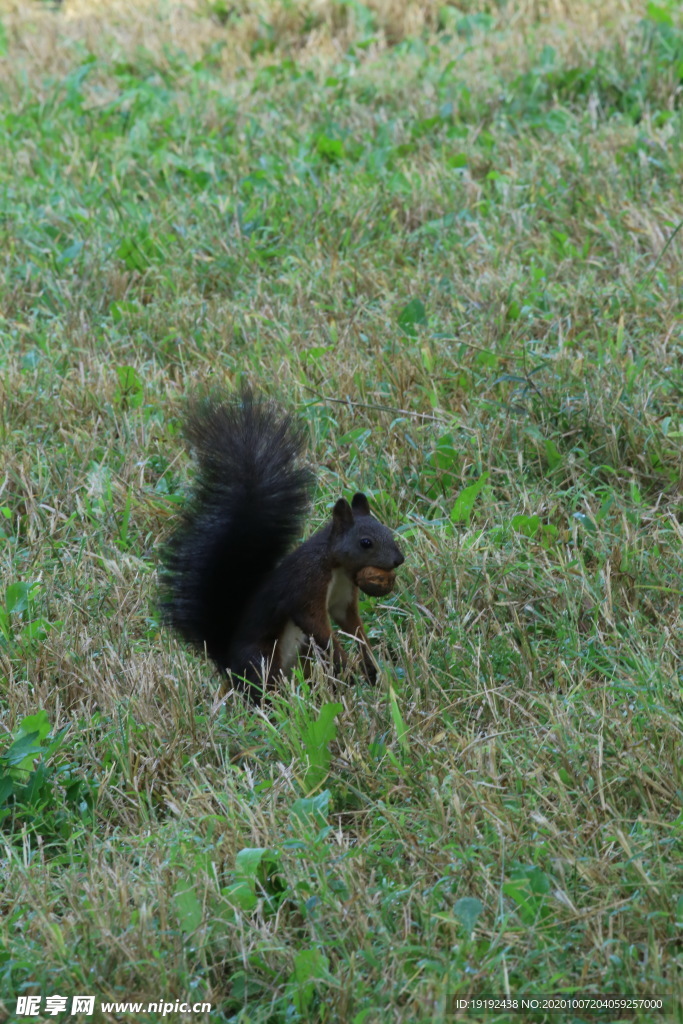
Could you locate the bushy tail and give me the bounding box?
[161,389,313,672]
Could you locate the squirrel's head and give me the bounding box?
[330,493,404,589]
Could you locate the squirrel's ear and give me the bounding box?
[332,498,354,532]
[351,492,371,516]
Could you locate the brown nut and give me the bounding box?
[355,566,397,597]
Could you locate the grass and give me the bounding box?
[0,0,682,1021]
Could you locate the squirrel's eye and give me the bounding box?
[360,538,373,549]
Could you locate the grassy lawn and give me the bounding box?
[1,0,682,1020]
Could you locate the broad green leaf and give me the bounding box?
[222,880,257,912]
[398,298,427,337]
[5,582,33,615]
[17,711,51,744]
[388,684,409,755]
[289,948,330,1013]
[114,365,144,408]
[545,439,562,469]
[290,790,330,830]
[454,896,484,936]
[511,514,541,538]
[302,702,343,794]
[173,885,203,933]
[451,472,490,524]
[235,847,271,882]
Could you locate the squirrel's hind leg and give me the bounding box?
[331,601,378,685]
[219,645,281,704]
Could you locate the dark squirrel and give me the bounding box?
[162,389,404,699]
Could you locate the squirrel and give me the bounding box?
[162,388,404,700]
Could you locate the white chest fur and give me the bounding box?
[279,620,306,672]
[327,567,354,625]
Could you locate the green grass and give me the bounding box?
[1,0,682,1021]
